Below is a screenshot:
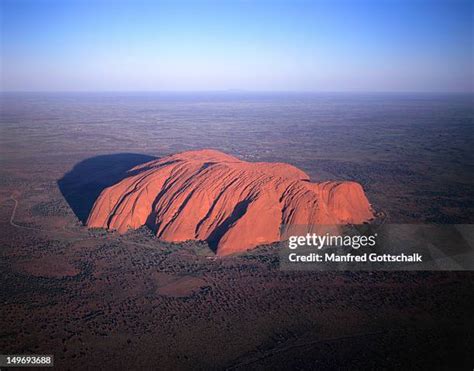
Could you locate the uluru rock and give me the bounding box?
[87,149,374,255]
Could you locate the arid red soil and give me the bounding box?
[14,256,80,278]
[87,149,374,255]
[1,94,473,370]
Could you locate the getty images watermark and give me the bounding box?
[288,232,421,263]
[279,224,474,271]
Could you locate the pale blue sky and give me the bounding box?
[1,0,473,92]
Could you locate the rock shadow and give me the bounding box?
[206,199,251,253]
[58,153,157,224]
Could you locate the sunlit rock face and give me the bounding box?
[87,149,374,255]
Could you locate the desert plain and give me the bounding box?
[0,92,473,369]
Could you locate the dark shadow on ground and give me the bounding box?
[58,153,157,224]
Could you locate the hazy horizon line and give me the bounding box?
[1,90,473,94]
